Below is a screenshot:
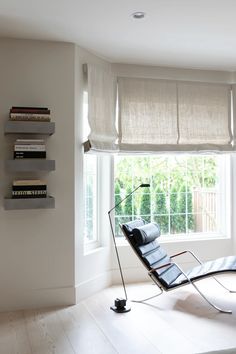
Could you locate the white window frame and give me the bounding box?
[113,154,231,244]
[84,154,101,253]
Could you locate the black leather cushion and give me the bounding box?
[122,219,145,236]
[133,222,160,245]
[172,255,236,287]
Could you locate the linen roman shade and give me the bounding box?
[118,77,233,152]
[118,77,178,148]
[85,63,117,152]
[178,82,232,146]
[84,64,234,153]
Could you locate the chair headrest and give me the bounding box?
[122,219,146,236]
[133,222,160,245]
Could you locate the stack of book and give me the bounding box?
[9,106,51,122]
[12,180,47,199]
[14,139,46,159]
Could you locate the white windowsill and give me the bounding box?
[115,233,230,247]
[84,245,105,256]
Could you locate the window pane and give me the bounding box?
[84,155,97,242]
[114,154,226,238]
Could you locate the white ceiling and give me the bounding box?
[1,0,236,70]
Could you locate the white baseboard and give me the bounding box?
[0,286,76,312]
[76,271,112,302]
[0,261,199,311]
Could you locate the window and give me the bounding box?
[83,90,99,248]
[84,154,98,244]
[114,154,230,239]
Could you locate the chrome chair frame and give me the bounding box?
[121,223,236,314]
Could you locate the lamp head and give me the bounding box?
[140,183,150,187]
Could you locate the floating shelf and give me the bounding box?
[4,121,55,135]
[5,159,55,172]
[4,196,55,210]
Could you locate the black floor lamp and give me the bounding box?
[108,183,150,313]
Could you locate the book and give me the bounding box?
[11,106,49,110]
[13,179,46,186]
[10,107,50,114]
[12,190,47,198]
[15,139,45,144]
[14,151,46,159]
[14,145,46,151]
[10,114,51,122]
[12,185,47,191]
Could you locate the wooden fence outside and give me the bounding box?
[193,188,217,232]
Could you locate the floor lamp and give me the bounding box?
[108,183,150,313]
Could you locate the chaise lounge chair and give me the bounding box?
[121,219,236,314]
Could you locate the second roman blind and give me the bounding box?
[118,77,232,152]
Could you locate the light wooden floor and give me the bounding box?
[1,276,236,354]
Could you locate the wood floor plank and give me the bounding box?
[0,311,32,354]
[123,278,236,353]
[161,283,236,352]
[23,308,75,354]
[57,303,118,354]
[107,285,204,354]
[83,288,162,354]
[0,276,235,354]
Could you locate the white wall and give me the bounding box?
[0,39,114,310]
[0,39,76,310]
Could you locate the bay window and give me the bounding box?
[83,63,235,246]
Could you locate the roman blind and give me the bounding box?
[85,63,117,152]
[118,77,233,152]
[84,64,234,153]
[178,82,231,146]
[118,77,178,147]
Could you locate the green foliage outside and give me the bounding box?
[115,182,123,215]
[170,186,183,234]
[154,187,168,233]
[115,181,123,235]
[124,186,133,216]
[140,187,151,222]
[115,155,217,237]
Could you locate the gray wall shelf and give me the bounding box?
[4,118,55,210]
[5,159,55,172]
[4,121,55,135]
[4,197,55,210]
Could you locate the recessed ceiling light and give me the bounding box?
[132,12,146,19]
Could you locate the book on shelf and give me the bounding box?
[12,190,47,198]
[10,114,51,122]
[14,140,46,151]
[11,179,47,198]
[14,145,46,151]
[9,106,51,121]
[10,107,50,114]
[13,179,46,186]
[15,139,45,144]
[12,185,47,191]
[14,151,46,159]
